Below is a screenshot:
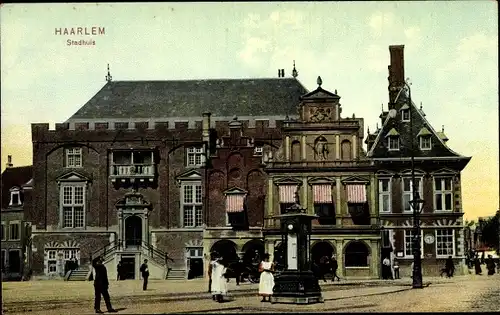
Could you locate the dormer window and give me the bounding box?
[65,147,82,168]
[386,128,400,151]
[420,136,432,150]
[254,146,263,156]
[9,187,21,206]
[400,104,410,122]
[417,127,432,151]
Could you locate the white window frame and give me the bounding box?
[402,177,423,213]
[65,147,82,168]
[388,136,400,151]
[419,135,432,150]
[404,229,424,258]
[9,187,21,206]
[254,146,263,156]
[435,229,455,258]
[181,182,203,228]
[186,147,205,167]
[434,177,453,212]
[47,249,58,274]
[9,221,20,240]
[401,109,410,122]
[59,183,86,229]
[378,178,392,213]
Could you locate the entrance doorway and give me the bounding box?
[125,216,142,247]
[121,256,135,279]
[187,247,204,279]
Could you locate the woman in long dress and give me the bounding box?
[211,258,228,303]
[258,253,275,302]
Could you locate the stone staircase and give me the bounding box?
[66,268,91,281]
[166,269,186,280]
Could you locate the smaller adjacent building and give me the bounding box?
[1,156,33,281]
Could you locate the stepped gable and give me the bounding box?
[67,78,309,120]
[1,166,33,209]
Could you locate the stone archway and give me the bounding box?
[344,241,370,267]
[210,240,238,263]
[241,239,265,264]
[125,215,142,247]
[311,241,335,264]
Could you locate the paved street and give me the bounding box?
[2,275,499,314]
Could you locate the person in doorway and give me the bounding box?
[330,256,340,282]
[382,257,392,280]
[71,257,79,271]
[474,255,482,275]
[140,259,149,291]
[116,261,123,281]
[393,260,400,279]
[486,255,496,275]
[211,257,228,303]
[445,256,455,278]
[258,253,275,302]
[92,256,117,314]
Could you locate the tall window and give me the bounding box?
[8,249,21,273]
[402,178,422,212]
[1,224,5,240]
[436,229,454,257]
[279,185,297,214]
[9,222,20,240]
[434,178,453,211]
[404,230,423,257]
[225,193,246,226]
[61,185,85,228]
[186,147,204,167]
[382,230,391,248]
[420,135,432,150]
[313,184,335,225]
[388,136,399,151]
[378,179,391,213]
[9,188,21,206]
[65,148,82,168]
[182,183,203,227]
[47,250,57,273]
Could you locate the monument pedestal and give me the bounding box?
[271,270,324,304]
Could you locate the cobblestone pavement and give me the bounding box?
[2,274,499,314]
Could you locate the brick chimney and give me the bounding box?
[388,45,405,104]
[6,155,13,168]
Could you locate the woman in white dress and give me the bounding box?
[258,253,275,302]
[210,258,228,303]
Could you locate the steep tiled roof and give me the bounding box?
[1,166,33,209]
[67,78,309,120]
[367,90,470,159]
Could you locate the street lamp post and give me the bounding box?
[390,78,424,289]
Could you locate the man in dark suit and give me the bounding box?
[92,256,117,314]
[140,259,149,291]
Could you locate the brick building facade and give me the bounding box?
[27,77,307,279]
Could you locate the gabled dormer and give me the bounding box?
[299,76,342,123]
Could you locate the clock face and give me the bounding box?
[424,234,435,244]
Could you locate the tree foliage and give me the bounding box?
[479,211,500,252]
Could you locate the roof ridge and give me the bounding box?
[110,78,299,83]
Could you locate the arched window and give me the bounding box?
[345,241,369,267]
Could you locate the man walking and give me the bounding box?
[330,256,340,281]
[140,259,149,291]
[445,256,455,278]
[92,256,117,314]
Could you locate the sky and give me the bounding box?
[1,2,498,220]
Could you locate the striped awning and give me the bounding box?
[226,194,245,213]
[279,185,298,203]
[347,184,367,203]
[313,185,332,203]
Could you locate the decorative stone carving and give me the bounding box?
[310,107,332,122]
[314,137,329,161]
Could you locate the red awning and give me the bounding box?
[279,185,298,203]
[313,184,332,203]
[347,184,367,203]
[226,194,245,213]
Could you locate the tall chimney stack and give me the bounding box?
[202,112,211,143]
[388,45,405,104]
[6,155,13,168]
